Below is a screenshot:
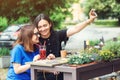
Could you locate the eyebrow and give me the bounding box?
[38,24,47,27]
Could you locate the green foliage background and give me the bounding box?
[84,0,120,20]
[0,17,8,31]
[0,0,79,30]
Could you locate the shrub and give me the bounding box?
[89,40,100,46]
[98,50,115,61]
[0,17,8,31]
[0,47,10,57]
[10,16,30,24]
[94,19,119,27]
[102,41,120,58]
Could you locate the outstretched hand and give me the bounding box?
[89,9,97,21]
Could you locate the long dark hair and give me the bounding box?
[14,24,35,52]
[34,13,54,31]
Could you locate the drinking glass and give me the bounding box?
[39,45,46,59]
[60,50,67,58]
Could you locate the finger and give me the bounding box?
[90,10,97,16]
[46,56,50,60]
[91,9,95,12]
[49,54,55,59]
[46,56,54,60]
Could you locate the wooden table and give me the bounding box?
[30,58,120,80]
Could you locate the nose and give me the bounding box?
[39,26,45,31]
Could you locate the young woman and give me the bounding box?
[34,9,97,80]
[6,24,40,80]
[34,9,97,58]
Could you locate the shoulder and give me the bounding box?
[55,29,67,33]
[11,44,24,54]
[13,44,23,50]
[52,29,67,35]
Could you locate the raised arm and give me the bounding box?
[67,9,97,37]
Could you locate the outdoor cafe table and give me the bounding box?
[28,58,120,80]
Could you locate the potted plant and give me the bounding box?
[89,39,100,46]
[0,47,10,68]
[67,53,96,66]
[102,41,120,58]
[98,50,115,61]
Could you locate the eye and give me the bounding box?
[38,26,41,29]
[43,24,47,27]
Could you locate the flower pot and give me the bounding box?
[68,61,97,67]
[0,56,10,68]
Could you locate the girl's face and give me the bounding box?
[32,28,39,44]
[37,19,51,38]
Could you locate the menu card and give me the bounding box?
[26,57,68,67]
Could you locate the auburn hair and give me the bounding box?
[14,24,35,52]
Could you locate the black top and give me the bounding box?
[39,30,68,57]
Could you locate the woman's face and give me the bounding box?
[32,28,39,44]
[37,19,51,38]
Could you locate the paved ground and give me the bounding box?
[0,24,120,80]
[0,68,8,80]
[65,24,120,51]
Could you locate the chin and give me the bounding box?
[41,33,47,36]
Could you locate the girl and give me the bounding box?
[7,24,40,80]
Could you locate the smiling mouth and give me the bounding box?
[41,31,46,34]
